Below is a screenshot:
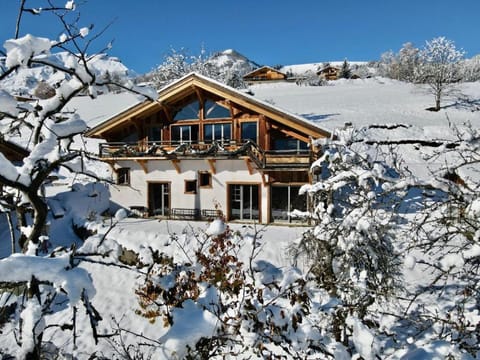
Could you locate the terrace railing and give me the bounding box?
[98,140,313,169]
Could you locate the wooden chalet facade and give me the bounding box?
[317,65,340,80]
[86,73,330,224]
[243,66,287,83]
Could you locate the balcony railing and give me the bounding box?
[98,140,313,169]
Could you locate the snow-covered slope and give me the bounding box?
[250,77,480,139]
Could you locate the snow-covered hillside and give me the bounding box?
[250,77,480,133]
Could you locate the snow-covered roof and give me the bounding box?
[67,73,480,147]
[243,66,287,78]
[65,92,146,130]
[86,72,332,139]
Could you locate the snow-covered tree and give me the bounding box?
[461,55,480,82]
[404,122,480,355]
[294,130,404,345]
[416,36,465,111]
[397,42,420,82]
[338,59,352,79]
[0,1,155,252]
[0,3,157,357]
[378,42,420,81]
[146,47,248,89]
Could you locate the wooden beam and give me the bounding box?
[244,158,254,175]
[135,159,148,173]
[226,100,235,118]
[195,87,204,105]
[171,159,181,173]
[162,104,173,124]
[206,159,216,174]
[260,171,267,186]
[271,123,310,143]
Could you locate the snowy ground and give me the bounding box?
[1,77,479,358]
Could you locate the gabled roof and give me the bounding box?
[86,72,331,139]
[317,65,340,75]
[243,66,287,79]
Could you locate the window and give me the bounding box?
[148,182,169,216]
[271,128,308,153]
[171,124,199,144]
[185,179,197,194]
[204,100,230,119]
[117,168,130,185]
[271,185,307,223]
[273,139,308,152]
[199,171,212,188]
[147,126,162,142]
[204,123,231,144]
[173,100,200,121]
[241,122,257,142]
[229,184,259,221]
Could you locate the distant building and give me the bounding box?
[243,66,287,83]
[317,65,340,81]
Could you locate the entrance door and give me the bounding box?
[148,183,170,216]
[229,184,259,221]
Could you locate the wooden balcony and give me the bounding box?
[98,140,314,169]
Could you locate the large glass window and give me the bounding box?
[204,100,230,119]
[173,100,200,121]
[241,122,257,142]
[147,126,162,142]
[271,185,307,223]
[229,184,259,221]
[204,123,231,144]
[171,124,199,144]
[273,139,309,152]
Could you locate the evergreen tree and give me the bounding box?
[338,59,352,79]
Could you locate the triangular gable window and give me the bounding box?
[204,100,230,119]
[173,100,200,121]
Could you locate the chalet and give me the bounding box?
[243,66,287,83]
[317,65,340,81]
[86,73,331,224]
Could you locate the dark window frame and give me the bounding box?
[117,167,130,185]
[198,171,212,188]
[184,179,197,194]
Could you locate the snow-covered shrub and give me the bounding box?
[404,124,480,356]
[294,136,405,346]
[134,221,339,359]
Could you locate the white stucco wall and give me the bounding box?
[109,158,271,223]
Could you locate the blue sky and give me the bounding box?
[1,0,479,74]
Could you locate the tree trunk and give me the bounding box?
[16,205,28,251]
[22,190,48,253]
[6,211,16,253]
